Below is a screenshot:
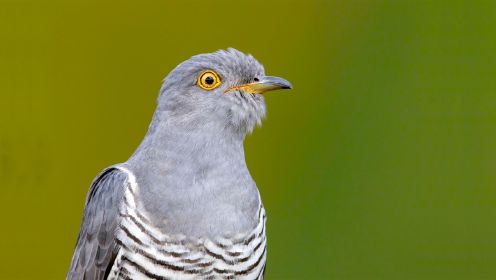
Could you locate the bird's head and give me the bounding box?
[157,48,292,137]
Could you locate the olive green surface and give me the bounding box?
[1,0,495,279]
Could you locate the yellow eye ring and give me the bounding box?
[197,70,221,90]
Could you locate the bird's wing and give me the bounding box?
[67,166,129,280]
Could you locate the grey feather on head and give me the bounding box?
[157,48,267,136]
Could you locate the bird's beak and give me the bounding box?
[225,76,293,94]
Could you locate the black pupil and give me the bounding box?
[205,76,214,85]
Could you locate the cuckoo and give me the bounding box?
[67,48,292,280]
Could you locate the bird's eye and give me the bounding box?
[197,70,221,90]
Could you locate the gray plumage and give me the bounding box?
[67,48,291,280]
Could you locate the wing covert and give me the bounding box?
[67,166,129,280]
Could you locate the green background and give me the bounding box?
[1,0,495,279]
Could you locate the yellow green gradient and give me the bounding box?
[1,0,495,279]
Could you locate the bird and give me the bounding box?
[67,48,292,280]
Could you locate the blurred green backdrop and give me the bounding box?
[1,0,496,279]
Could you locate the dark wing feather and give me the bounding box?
[67,167,129,280]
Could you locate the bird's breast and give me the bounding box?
[112,184,267,280]
[130,162,262,238]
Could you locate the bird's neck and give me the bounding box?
[128,108,247,167]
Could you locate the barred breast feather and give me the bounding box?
[103,166,266,280]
